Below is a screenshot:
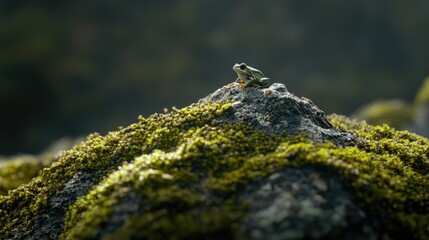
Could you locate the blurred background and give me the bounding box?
[1,0,429,155]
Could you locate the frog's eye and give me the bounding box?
[239,63,247,70]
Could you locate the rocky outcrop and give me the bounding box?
[200,82,356,146]
[0,82,428,240]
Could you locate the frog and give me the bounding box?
[232,63,270,88]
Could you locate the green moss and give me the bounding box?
[0,154,56,195]
[63,113,428,239]
[61,123,282,239]
[0,102,232,239]
[352,100,415,129]
[1,102,428,240]
[0,138,82,195]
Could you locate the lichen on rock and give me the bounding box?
[0,83,428,240]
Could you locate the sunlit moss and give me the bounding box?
[61,124,282,239]
[0,102,232,238]
[1,102,428,240]
[63,113,428,239]
[0,138,83,195]
[0,154,52,195]
[352,100,415,129]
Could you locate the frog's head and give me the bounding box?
[233,63,251,76]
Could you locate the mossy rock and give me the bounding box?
[0,138,80,195]
[0,84,428,240]
[352,99,415,130]
[0,154,51,196]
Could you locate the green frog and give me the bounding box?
[232,63,270,88]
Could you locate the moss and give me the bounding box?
[0,102,232,239]
[352,100,415,129]
[61,123,282,239]
[63,113,428,239]
[0,138,82,195]
[328,114,429,238]
[1,102,428,240]
[0,154,56,195]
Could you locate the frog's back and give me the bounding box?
[248,66,266,79]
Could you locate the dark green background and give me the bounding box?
[1,0,428,155]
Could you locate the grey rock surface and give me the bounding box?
[238,167,382,240]
[200,82,356,146]
[9,171,97,240]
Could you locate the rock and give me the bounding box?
[238,167,380,240]
[1,82,428,240]
[352,99,415,130]
[200,82,356,146]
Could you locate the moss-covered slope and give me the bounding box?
[0,154,52,196]
[0,84,428,240]
[0,138,81,195]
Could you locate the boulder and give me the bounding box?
[0,83,428,240]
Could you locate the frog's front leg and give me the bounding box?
[243,79,258,88]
